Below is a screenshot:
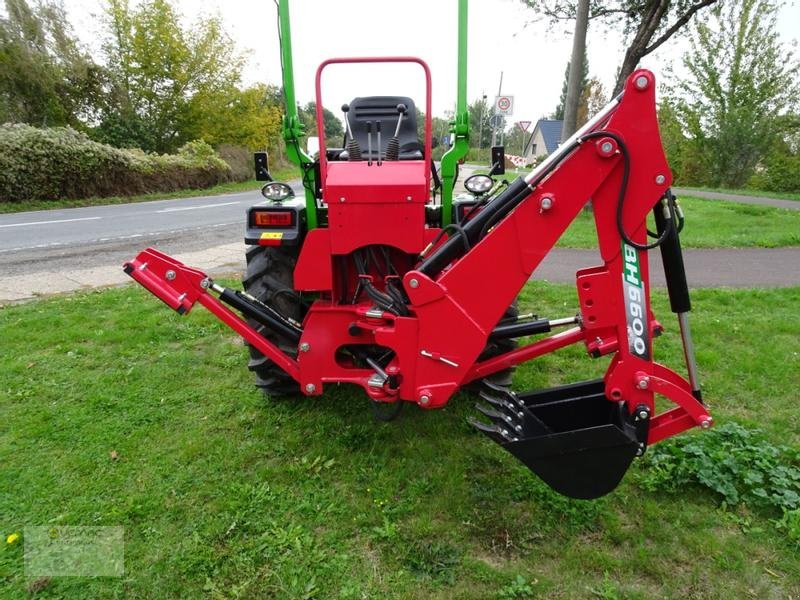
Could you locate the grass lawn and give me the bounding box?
[557,195,800,249]
[1,282,798,598]
[0,167,299,215]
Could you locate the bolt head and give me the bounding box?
[655,174,666,185]
[165,270,176,281]
[419,395,430,405]
[638,409,649,420]
[200,278,210,289]
[635,75,649,90]
[339,197,346,203]
[637,378,649,390]
[700,418,713,430]
[305,383,316,394]
[409,278,419,288]
[540,197,553,211]
[601,141,613,154]
[299,342,310,353]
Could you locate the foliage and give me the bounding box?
[639,423,800,515]
[298,101,344,142]
[469,95,492,149]
[519,0,720,94]
[748,114,800,193]
[668,0,799,188]
[496,575,536,599]
[97,0,245,153]
[188,84,283,153]
[0,123,231,202]
[0,0,104,127]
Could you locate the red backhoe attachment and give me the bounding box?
[125,69,711,499]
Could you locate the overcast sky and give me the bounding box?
[65,0,800,126]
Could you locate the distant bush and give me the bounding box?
[0,124,233,203]
[216,144,252,182]
[748,152,800,194]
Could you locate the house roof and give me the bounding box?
[534,119,563,153]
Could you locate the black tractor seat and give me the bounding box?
[339,95,423,161]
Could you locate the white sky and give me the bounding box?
[64,0,800,125]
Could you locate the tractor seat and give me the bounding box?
[342,95,423,160]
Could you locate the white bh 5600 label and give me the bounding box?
[622,242,650,360]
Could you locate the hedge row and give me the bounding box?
[0,124,235,203]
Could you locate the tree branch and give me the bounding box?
[643,0,718,56]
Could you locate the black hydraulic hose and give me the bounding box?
[579,131,676,251]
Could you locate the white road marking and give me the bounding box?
[156,201,240,213]
[0,216,102,228]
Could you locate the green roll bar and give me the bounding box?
[277,0,318,229]
[439,0,470,227]
[275,0,470,229]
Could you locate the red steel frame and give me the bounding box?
[125,69,711,447]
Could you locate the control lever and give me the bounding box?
[376,120,382,166]
[341,103,361,161]
[367,121,373,166]
[384,103,406,161]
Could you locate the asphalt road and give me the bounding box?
[0,187,279,278]
[0,183,798,300]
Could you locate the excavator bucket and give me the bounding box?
[470,380,648,499]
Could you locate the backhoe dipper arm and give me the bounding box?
[402,70,709,444]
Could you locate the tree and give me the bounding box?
[468,95,491,149]
[552,52,587,120]
[0,0,104,127]
[98,0,245,153]
[670,0,799,187]
[519,0,720,95]
[575,77,606,127]
[561,0,589,139]
[298,101,344,141]
[188,84,283,152]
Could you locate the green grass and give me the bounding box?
[557,195,800,248]
[2,282,799,597]
[675,186,800,202]
[0,166,299,214]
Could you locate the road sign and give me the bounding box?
[495,95,514,116]
[489,114,505,129]
[517,120,532,132]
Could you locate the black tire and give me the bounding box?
[242,245,304,396]
[476,302,519,387]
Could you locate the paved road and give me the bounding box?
[1,183,798,304]
[673,188,800,210]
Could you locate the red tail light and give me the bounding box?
[253,210,294,227]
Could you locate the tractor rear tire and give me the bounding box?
[242,245,304,397]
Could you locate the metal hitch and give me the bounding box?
[470,380,648,499]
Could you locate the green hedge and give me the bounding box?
[0,124,233,202]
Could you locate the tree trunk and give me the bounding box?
[562,0,589,140]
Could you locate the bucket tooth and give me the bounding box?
[467,416,519,443]
[478,391,524,419]
[475,403,525,436]
[470,379,648,499]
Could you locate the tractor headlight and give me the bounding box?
[261,182,295,202]
[464,174,493,195]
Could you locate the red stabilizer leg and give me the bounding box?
[123,248,300,382]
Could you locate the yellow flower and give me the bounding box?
[6,533,20,545]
